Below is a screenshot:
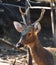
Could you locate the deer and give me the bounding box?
[13,7,56,65]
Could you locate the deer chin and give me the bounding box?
[21,40,30,46]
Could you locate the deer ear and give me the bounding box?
[13,21,23,32]
[34,22,41,34]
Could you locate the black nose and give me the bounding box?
[16,43,24,48]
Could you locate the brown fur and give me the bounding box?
[14,21,55,65]
[21,27,54,65]
[28,36,54,65]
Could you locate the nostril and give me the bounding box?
[16,43,24,48]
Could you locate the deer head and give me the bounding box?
[13,8,45,46]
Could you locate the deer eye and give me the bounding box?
[28,32,32,36]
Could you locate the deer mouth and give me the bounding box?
[21,40,26,45]
[16,43,24,48]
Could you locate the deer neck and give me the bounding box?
[28,36,43,49]
[28,36,52,65]
[28,35,45,58]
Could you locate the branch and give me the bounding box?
[0,38,23,51]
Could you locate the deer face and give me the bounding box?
[21,26,36,45]
[13,21,41,45]
[13,8,45,46]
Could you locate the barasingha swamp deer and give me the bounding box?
[13,7,56,65]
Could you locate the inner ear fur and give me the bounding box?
[34,22,41,34]
[13,21,23,32]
